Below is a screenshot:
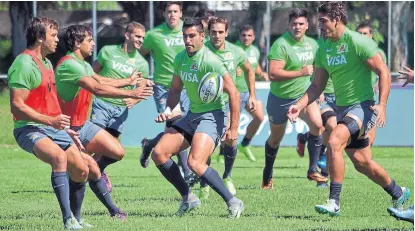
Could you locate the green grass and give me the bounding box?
[0,146,413,230]
[0,89,14,145]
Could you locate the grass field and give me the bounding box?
[0,146,413,230]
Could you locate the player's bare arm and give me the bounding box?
[222,72,240,144]
[155,74,183,123]
[240,60,257,111]
[269,60,313,81]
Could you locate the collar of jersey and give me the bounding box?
[118,44,137,58]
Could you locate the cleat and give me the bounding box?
[110,210,127,222]
[227,198,244,219]
[261,178,274,190]
[217,154,224,164]
[101,172,112,193]
[387,205,414,224]
[315,199,340,217]
[316,182,329,188]
[140,138,152,168]
[185,172,200,187]
[224,177,236,196]
[296,133,307,157]
[307,170,328,183]
[317,152,327,170]
[199,186,210,200]
[64,217,83,230]
[392,187,411,209]
[78,219,93,228]
[175,194,201,217]
[237,144,256,162]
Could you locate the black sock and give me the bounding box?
[148,132,164,149]
[200,158,211,188]
[321,168,329,177]
[307,134,323,172]
[329,181,342,206]
[51,172,72,222]
[241,137,251,147]
[177,150,190,177]
[89,177,119,214]
[219,145,225,156]
[383,179,403,200]
[263,141,278,183]
[97,156,118,172]
[157,159,189,197]
[201,167,233,202]
[69,179,86,221]
[223,145,238,179]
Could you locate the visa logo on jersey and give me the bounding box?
[327,55,347,66]
[296,51,314,62]
[180,71,199,83]
[112,61,134,74]
[164,38,184,47]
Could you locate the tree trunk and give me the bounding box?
[391,1,411,72]
[9,1,32,59]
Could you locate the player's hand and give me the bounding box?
[398,66,414,87]
[261,72,269,81]
[131,85,153,99]
[50,114,71,130]
[236,67,243,77]
[248,96,257,112]
[123,98,142,109]
[145,79,155,87]
[155,113,172,123]
[301,61,314,76]
[66,129,85,151]
[287,104,301,123]
[223,127,238,145]
[370,104,387,128]
[128,70,142,86]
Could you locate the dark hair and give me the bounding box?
[194,9,215,22]
[356,21,372,34]
[208,17,228,31]
[288,8,308,22]
[239,24,255,35]
[164,1,182,11]
[126,21,145,34]
[182,17,204,33]
[318,2,348,25]
[26,16,59,47]
[64,24,92,51]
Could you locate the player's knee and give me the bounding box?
[351,156,371,174]
[113,145,125,160]
[71,165,89,183]
[152,145,167,164]
[87,158,101,180]
[309,120,324,136]
[50,152,68,170]
[328,135,343,153]
[187,155,204,175]
[267,136,280,148]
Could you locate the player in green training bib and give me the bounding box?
[91,22,150,138]
[264,8,327,190]
[56,24,154,223]
[356,21,387,146]
[139,2,191,177]
[151,17,244,218]
[234,24,268,164]
[287,2,410,217]
[198,17,257,198]
[194,8,215,42]
[8,16,91,230]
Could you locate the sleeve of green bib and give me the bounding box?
[267,40,286,61]
[211,58,228,77]
[142,32,153,51]
[7,62,39,90]
[237,47,248,67]
[56,59,88,85]
[314,48,323,68]
[97,46,108,66]
[354,36,379,60]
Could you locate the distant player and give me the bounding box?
[8,17,87,229]
[264,8,326,190]
[287,2,410,216]
[194,8,215,41]
[55,24,153,221]
[234,24,268,162]
[91,22,151,190]
[199,17,257,199]
[139,2,191,179]
[151,17,244,218]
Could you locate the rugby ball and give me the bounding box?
[198,72,223,103]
